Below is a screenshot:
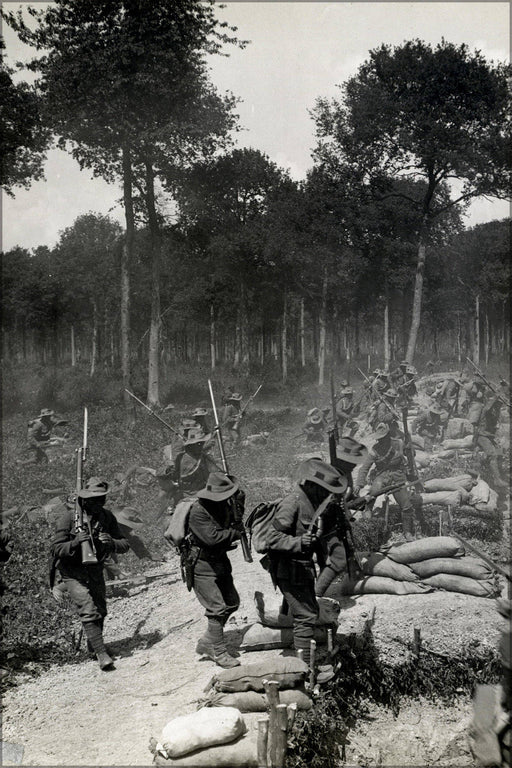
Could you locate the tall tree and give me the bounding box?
[312,39,511,362]
[4,0,243,405]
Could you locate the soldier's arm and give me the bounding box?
[106,514,130,554]
[189,504,238,549]
[355,455,374,488]
[51,510,79,559]
[266,495,303,554]
[27,422,42,447]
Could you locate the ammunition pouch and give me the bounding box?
[179,537,201,592]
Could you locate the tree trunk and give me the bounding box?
[354,307,360,357]
[318,269,328,386]
[281,288,288,384]
[210,304,216,371]
[300,297,306,367]
[456,314,462,364]
[145,159,161,406]
[383,293,390,371]
[121,144,134,413]
[484,309,489,365]
[240,280,249,371]
[234,313,241,368]
[90,300,99,377]
[406,228,427,363]
[473,294,480,366]
[71,325,76,367]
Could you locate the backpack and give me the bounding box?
[245,500,282,554]
[164,497,197,549]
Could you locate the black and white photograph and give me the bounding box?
[1,1,510,766]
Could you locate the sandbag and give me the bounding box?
[208,657,308,693]
[473,489,498,514]
[360,553,419,582]
[409,556,494,580]
[158,707,245,759]
[240,623,327,651]
[382,536,464,564]
[254,591,340,628]
[469,478,491,506]
[153,729,258,767]
[422,573,501,598]
[329,574,434,596]
[423,475,475,492]
[414,450,431,467]
[444,418,473,440]
[441,435,474,450]
[420,489,463,507]
[202,688,312,712]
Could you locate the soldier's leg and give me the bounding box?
[393,486,415,542]
[277,576,319,665]
[61,568,113,670]
[192,559,240,668]
[315,536,347,597]
[478,436,508,489]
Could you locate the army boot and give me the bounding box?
[83,620,114,671]
[401,509,415,542]
[207,619,240,669]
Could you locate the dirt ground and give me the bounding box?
[1,381,509,767]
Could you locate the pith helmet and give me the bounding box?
[298,458,347,494]
[370,423,390,442]
[197,472,239,501]
[78,477,109,499]
[39,408,55,418]
[336,437,368,465]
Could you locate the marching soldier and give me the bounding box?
[187,473,245,668]
[175,430,221,498]
[26,408,68,463]
[355,423,423,541]
[336,387,359,435]
[221,393,243,446]
[51,478,129,670]
[267,458,347,665]
[192,408,211,435]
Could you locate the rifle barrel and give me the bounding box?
[451,532,510,581]
[208,380,229,474]
[124,389,180,435]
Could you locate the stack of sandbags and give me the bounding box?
[328,551,436,596]
[200,688,312,714]
[420,486,471,507]
[440,434,474,450]
[443,418,473,440]
[423,475,476,492]
[240,593,338,651]
[150,707,256,767]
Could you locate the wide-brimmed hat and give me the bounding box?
[181,418,197,428]
[385,388,398,399]
[113,506,144,530]
[39,408,55,418]
[406,365,417,376]
[307,407,323,424]
[184,429,208,446]
[192,408,208,417]
[78,478,109,499]
[228,393,243,402]
[370,423,390,442]
[399,359,408,367]
[336,437,368,465]
[339,379,348,388]
[340,387,353,396]
[197,472,239,501]
[428,403,444,415]
[298,458,347,494]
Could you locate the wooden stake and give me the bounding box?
[309,639,317,688]
[263,679,280,767]
[286,702,297,730]
[257,717,269,768]
[275,704,289,768]
[327,628,333,653]
[296,648,304,661]
[412,627,421,657]
[438,509,442,536]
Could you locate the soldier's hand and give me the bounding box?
[231,529,242,541]
[353,486,361,496]
[71,530,90,549]
[301,532,317,552]
[99,532,113,549]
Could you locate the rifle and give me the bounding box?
[346,481,408,511]
[401,407,423,491]
[124,389,181,436]
[74,407,98,565]
[451,532,511,581]
[208,380,253,563]
[465,358,511,410]
[357,368,400,420]
[309,492,361,580]
[237,384,263,425]
[328,370,339,465]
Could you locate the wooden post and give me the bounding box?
[257,718,269,768]
[438,509,443,536]
[296,649,304,661]
[263,679,280,767]
[412,627,421,657]
[327,628,333,653]
[309,639,316,688]
[367,352,371,373]
[286,703,297,730]
[275,704,289,768]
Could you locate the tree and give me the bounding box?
[0,37,48,194]
[312,39,511,362]
[4,0,243,405]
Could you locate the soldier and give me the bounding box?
[192,408,211,435]
[266,458,347,665]
[336,387,359,435]
[412,403,444,449]
[474,395,508,490]
[221,393,243,446]
[315,438,368,598]
[26,408,68,463]
[391,359,409,387]
[187,473,245,668]
[175,430,221,498]
[304,408,327,443]
[397,365,418,408]
[355,423,423,542]
[465,380,486,427]
[51,478,129,670]
[368,389,399,432]
[221,385,235,406]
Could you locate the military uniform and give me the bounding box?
[336,388,358,435]
[474,396,507,489]
[221,394,243,445]
[51,479,129,670]
[175,430,221,498]
[304,408,327,443]
[356,423,421,541]
[267,459,346,663]
[27,409,67,463]
[412,405,443,449]
[187,473,243,668]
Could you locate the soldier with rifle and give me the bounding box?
[175,430,221,498]
[368,388,400,432]
[26,408,68,463]
[221,392,243,446]
[396,365,418,408]
[336,386,359,435]
[355,423,424,541]
[473,394,508,490]
[412,403,444,450]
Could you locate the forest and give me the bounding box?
[1,1,510,411]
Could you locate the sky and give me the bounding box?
[1,1,510,252]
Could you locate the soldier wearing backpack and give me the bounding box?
[266,458,347,666]
[186,473,246,668]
